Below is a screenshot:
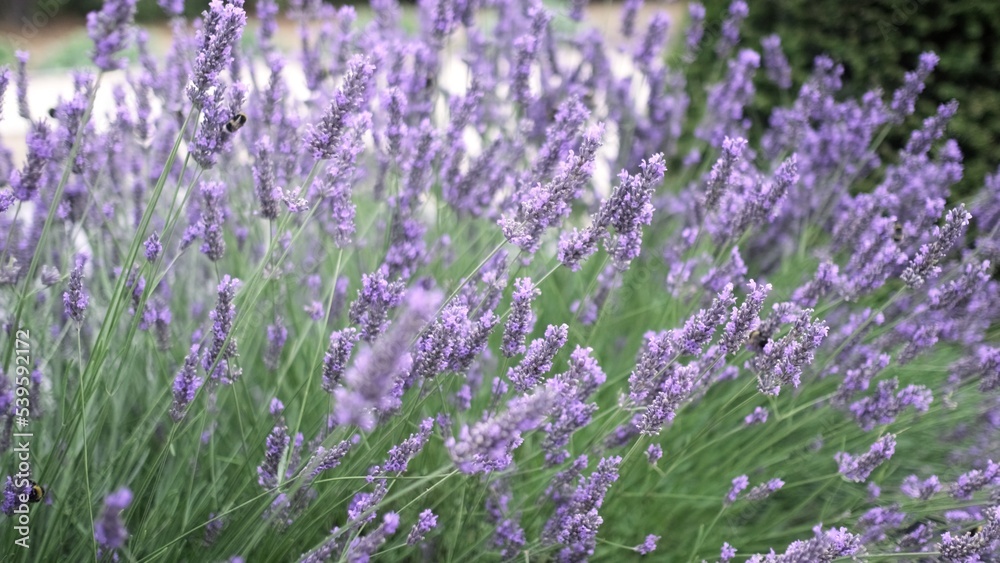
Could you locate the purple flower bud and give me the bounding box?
[635,534,659,555]
[508,324,569,392]
[704,137,748,212]
[743,406,768,426]
[63,254,90,322]
[721,280,770,354]
[202,275,241,384]
[187,0,247,109]
[725,475,749,505]
[306,55,375,160]
[901,205,972,288]
[761,35,792,89]
[890,52,939,123]
[745,478,784,501]
[144,232,162,262]
[502,278,541,357]
[900,474,940,500]
[170,345,203,422]
[646,444,663,465]
[322,328,359,394]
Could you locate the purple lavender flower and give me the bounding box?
[343,512,399,562]
[635,534,659,555]
[264,319,288,371]
[191,83,246,169]
[15,51,30,120]
[446,382,555,474]
[144,232,162,262]
[202,275,241,384]
[849,378,932,431]
[306,55,375,160]
[508,324,568,392]
[547,456,621,562]
[744,406,768,426]
[753,308,827,395]
[63,254,90,322]
[406,509,438,545]
[701,50,759,146]
[95,487,133,551]
[634,13,671,70]
[745,478,784,501]
[717,0,749,58]
[170,345,203,422]
[181,181,228,261]
[721,542,737,562]
[187,0,247,109]
[348,266,406,342]
[336,287,440,431]
[836,434,896,482]
[1,476,29,516]
[253,136,281,221]
[889,52,939,123]
[638,363,698,435]
[678,283,735,355]
[704,137,748,212]
[158,0,184,18]
[502,278,540,357]
[720,280,771,354]
[603,154,666,270]
[620,0,643,38]
[258,400,290,489]
[646,444,663,465]
[87,0,137,71]
[901,474,940,500]
[951,460,1000,500]
[685,3,706,60]
[10,120,55,202]
[901,205,972,288]
[937,506,1000,562]
[725,475,749,505]
[321,328,359,393]
[761,35,792,89]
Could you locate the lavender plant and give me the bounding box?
[0,0,998,561]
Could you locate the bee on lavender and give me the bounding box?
[28,481,44,503]
[746,329,770,352]
[892,222,903,243]
[224,112,247,134]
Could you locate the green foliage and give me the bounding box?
[693,0,1000,198]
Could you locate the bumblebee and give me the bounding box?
[47,107,57,118]
[747,329,770,352]
[892,222,903,243]
[224,112,247,133]
[28,481,44,503]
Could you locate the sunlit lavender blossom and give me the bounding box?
[901,205,972,288]
[306,55,375,160]
[170,345,202,422]
[187,0,247,109]
[407,509,438,545]
[95,487,133,551]
[508,324,569,392]
[63,254,90,323]
[87,0,137,71]
[502,278,540,357]
[836,434,896,482]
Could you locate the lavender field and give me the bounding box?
[0,0,998,561]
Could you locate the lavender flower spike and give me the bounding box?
[187,0,247,109]
[170,345,203,422]
[835,434,896,482]
[406,509,438,545]
[725,475,749,505]
[549,456,622,562]
[321,328,360,393]
[508,324,569,392]
[63,254,90,322]
[937,506,1000,562]
[720,280,771,354]
[901,205,972,288]
[306,55,376,160]
[202,275,242,384]
[258,399,290,489]
[890,52,939,123]
[95,487,133,551]
[502,278,541,357]
[704,137,748,212]
[87,0,137,71]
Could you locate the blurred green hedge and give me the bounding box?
[693,0,1000,198]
